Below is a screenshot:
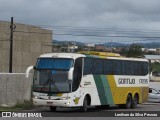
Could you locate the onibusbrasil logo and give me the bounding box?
[2,112,42,117]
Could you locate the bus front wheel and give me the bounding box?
[80,96,88,112]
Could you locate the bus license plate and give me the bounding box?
[47,102,53,105]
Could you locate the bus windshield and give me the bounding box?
[33,58,74,93]
[36,58,73,70]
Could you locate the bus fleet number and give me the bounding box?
[139,79,148,84]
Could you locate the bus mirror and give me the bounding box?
[25,66,33,78]
[68,67,74,81]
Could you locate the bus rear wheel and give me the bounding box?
[50,106,57,112]
[125,94,132,109]
[131,94,138,108]
[80,96,88,112]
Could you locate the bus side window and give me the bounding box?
[94,59,104,75]
[125,61,131,75]
[139,62,148,75]
[132,61,137,75]
[83,58,93,75]
[144,62,149,75]
[104,59,113,74]
[121,61,126,75]
[72,58,82,91]
[112,60,121,75]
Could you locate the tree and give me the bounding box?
[150,62,160,72]
[119,48,128,56]
[127,44,143,57]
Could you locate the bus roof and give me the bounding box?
[39,52,148,62]
[39,53,85,60]
[78,51,120,57]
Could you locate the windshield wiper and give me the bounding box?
[38,70,59,93]
[48,70,60,93]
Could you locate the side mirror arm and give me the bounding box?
[68,67,74,81]
[25,66,34,78]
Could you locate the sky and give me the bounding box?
[1,0,160,43]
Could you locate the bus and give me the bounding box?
[26,51,149,112]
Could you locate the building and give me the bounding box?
[0,20,52,73]
[85,43,95,47]
[144,55,160,63]
[95,45,106,51]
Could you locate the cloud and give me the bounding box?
[1,0,160,43]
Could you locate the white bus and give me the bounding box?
[29,51,149,112]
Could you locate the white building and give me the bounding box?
[144,55,160,63]
[85,43,95,47]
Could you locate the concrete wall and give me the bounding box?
[0,73,33,107]
[0,20,52,73]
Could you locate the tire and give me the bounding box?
[80,96,88,112]
[125,94,132,109]
[50,106,57,112]
[131,94,138,108]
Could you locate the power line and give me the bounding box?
[35,25,160,34]
[2,23,160,43]
[54,33,160,39]
[10,29,160,39]
[2,24,160,37]
[6,24,160,36]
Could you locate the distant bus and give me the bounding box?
[28,51,149,112]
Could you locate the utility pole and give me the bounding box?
[9,17,16,73]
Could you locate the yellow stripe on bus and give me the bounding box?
[106,75,148,104]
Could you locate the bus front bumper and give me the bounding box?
[33,98,71,107]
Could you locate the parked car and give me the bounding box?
[152,71,160,77]
[150,72,160,82]
[148,88,160,103]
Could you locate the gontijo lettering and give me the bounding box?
[118,78,135,84]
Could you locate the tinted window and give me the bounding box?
[132,62,139,75]
[104,60,113,74]
[126,61,132,75]
[72,58,82,91]
[83,58,148,76]
[139,62,148,75]
[112,60,121,75]
[94,59,104,74]
[83,58,93,75]
[36,58,73,70]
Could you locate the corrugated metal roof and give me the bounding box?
[144,55,160,59]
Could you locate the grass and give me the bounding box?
[0,100,33,112]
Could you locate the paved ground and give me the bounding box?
[1,102,160,119]
[21,102,160,117]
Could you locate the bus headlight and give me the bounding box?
[33,95,41,99]
[65,102,70,105]
[60,97,70,100]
